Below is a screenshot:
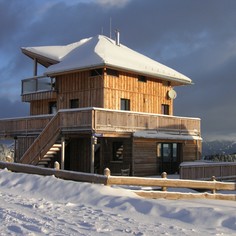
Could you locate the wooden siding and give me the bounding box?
[104,71,173,114]
[56,72,104,110]
[133,138,158,176]
[183,140,201,162]
[30,99,56,115]
[66,138,91,173]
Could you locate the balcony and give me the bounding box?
[0,108,201,139]
[21,76,57,102]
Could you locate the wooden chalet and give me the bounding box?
[0,34,202,176]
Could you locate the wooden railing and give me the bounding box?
[20,113,61,164]
[0,108,201,138]
[0,162,235,201]
[0,115,53,137]
[94,108,201,135]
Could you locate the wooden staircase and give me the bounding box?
[20,113,61,165]
[37,143,62,167]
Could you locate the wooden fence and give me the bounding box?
[0,162,235,201]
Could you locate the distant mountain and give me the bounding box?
[202,140,236,157]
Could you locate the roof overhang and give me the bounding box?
[21,48,59,68]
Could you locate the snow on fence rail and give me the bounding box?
[0,162,235,201]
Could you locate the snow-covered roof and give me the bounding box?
[22,35,192,85]
[134,130,202,141]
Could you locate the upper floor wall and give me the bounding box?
[23,67,174,116]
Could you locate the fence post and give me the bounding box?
[104,168,111,186]
[54,161,60,170]
[161,172,167,191]
[211,176,216,194]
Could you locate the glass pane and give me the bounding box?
[172,143,177,161]
[163,144,171,162]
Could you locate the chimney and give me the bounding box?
[115,29,120,46]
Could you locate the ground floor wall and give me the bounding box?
[13,134,202,177]
[132,138,202,176]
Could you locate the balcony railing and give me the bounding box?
[21,76,55,95]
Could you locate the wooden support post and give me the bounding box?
[90,134,97,173]
[61,137,65,170]
[33,58,38,76]
[161,172,167,191]
[91,135,94,173]
[211,176,216,194]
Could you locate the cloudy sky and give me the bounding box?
[0,0,236,141]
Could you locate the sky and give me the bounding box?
[0,0,236,141]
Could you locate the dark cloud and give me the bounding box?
[0,0,236,140]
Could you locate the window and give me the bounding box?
[121,98,130,111]
[157,143,178,162]
[112,142,124,162]
[161,104,169,115]
[162,81,171,87]
[49,102,57,114]
[138,75,147,82]
[106,68,119,77]
[70,99,79,109]
[90,68,103,77]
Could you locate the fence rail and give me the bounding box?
[0,162,235,201]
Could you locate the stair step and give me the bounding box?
[46,151,57,155]
[49,147,60,151]
[43,154,55,158]
[53,144,62,148]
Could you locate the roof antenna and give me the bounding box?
[109,17,112,38]
[115,29,120,46]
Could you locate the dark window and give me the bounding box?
[112,142,124,161]
[138,75,147,82]
[90,68,103,77]
[49,102,57,114]
[106,68,119,77]
[161,104,169,115]
[70,99,79,108]
[121,98,130,111]
[157,142,180,174]
[163,81,171,86]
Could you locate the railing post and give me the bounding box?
[161,172,167,191]
[211,176,216,194]
[104,168,111,186]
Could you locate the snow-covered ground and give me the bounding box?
[0,169,235,235]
